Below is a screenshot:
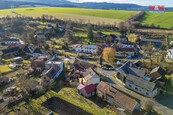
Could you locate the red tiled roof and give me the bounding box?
[84,84,95,94]
[97,81,138,112]
[31,60,46,68]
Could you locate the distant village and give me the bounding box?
[0,15,173,115]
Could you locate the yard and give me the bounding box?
[0,64,12,73]
[7,87,118,115]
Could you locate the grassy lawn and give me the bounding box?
[0,64,12,73]
[140,12,173,28]
[8,88,118,115]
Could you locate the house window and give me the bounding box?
[135,87,138,90]
[129,84,132,87]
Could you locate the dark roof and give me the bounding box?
[134,61,143,67]
[97,81,138,112]
[126,74,156,91]
[2,46,19,55]
[118,61,136,75]
[150,67,165,76]
[73,59,96,70]
[23,45,32,54]
[33,47,44,54]
[116,47,135,52]
[0,39,19,42]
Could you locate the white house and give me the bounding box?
[125,74,159,98]
[80,68,100,85]
[71,44,99,54]
[166,49,173,60]
[0,38,20,45]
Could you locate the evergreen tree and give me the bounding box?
[87,26,93,41]
[41,15,46,24]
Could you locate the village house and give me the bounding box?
[125,74,159,98]
[77,83,95,98]
[45,61,63,74]
[115,35,128,41]
[150,66,165,80]
[1,46,20,56]
[0,77,11,86]
[71,44,99,55]
[31,56,47,72]
[80,68,100,85]
[46,24,53,30]
[166,49,173,60]
[7,43,25,49]
[97,81,140,113]
[41,64,61,83]
[73,59,96,72]
[0,38,21,45]
[94,32,107,39]
[115,47,137,58]
[140,38,162,47]
[117,61,160,97]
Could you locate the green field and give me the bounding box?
[0,7,137,20]
[140,12,173,28]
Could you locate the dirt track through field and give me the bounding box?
[42,97,92,115]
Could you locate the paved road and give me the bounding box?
[96,67,173,115]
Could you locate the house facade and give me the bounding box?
[97,81,140,113]
[71,44,99,54]
[0,38,20,45]
[125,75,159,98]
[115,47,136,57]
[166,49,173,60]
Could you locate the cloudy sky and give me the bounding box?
[69,0,173,7]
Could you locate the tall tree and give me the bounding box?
[102,47,116,64]
[87,25,93,41]
[41,15,46,24]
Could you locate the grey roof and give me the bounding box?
[141,39,161,43]
[128,67,146,78]
[83,68,96,76]
[2,46,19,55]
[0,39,19,42]
[117,61,137,75]
[126,74,156,91]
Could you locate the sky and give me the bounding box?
[69,0,173,7]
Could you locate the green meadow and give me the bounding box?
[0,7,137,20]
[140,12,173,28]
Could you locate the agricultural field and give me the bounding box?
[0,7,137,20]
[0,7,138,25]
[140,12,173,28]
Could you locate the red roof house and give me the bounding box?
[77,83,95,98]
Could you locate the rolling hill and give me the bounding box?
[140,12,173,28]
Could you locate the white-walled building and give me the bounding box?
[0,38,20,45]
[125,74,159,98]
[71,44,99,54]
[166,49,173,60]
